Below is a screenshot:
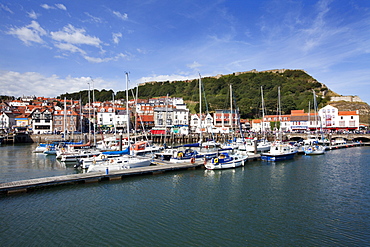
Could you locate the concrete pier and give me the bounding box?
[0,154,260,195]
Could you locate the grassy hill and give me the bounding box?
[60,69,369,124]
[131,69,331,118]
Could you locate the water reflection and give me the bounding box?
[0,144,79,182]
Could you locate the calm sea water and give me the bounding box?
[1,143,369,246]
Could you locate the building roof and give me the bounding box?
[338,111,358,116]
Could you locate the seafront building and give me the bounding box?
[260,107,360,132]
[0,95,361,134]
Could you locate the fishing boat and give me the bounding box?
[204,152,247,170]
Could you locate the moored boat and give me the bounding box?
[87,155,152,173]
[304,145,326,155]
[204,152,248,170]
[261,142,297,161]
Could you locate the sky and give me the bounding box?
[0,0,370,104]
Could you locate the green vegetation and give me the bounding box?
[59,69,330,119]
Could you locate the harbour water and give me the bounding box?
[1,143,370,246]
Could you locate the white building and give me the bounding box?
[318,105,359,131]
[97,107,116,127]
[0,112,17,130]
[97,108,130,131]
[31,108,53,134]
[190,113,214,133]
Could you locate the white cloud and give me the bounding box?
[51,24,102,47]
[112,32,122,44]
[84,12,104,23]
[40,4,55,10]
[41,3,67,10]
[136,48,148,54]
[187,61,202,70]
[84,53,126,63]
[0,70,99,97]
[113,10,128,20]
[54,42,86,54]
[55,4,67,11]
[6,21,46,45]
[137,74,195,84]
[1,3,13,14]
[28,10,38,19]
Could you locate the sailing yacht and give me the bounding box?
[245,87,271,153]
[87,73,152,173]
[304,90,326,155]
[205,84,248,170]
[261,87,297,161]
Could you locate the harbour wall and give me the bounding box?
[26,132,370,144]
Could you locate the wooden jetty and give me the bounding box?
[0,154,261,195]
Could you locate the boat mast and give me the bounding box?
[312,89,323,140]
[164,94,169,147]
[125,72,130,149]
[308,100,311,132]
[277,86,281,140]
[91,78,96,147]
[64,97,67,140]
[261,86,265,133]
[79,98,83,140]
[199,73,202,144]
[87,82,91,143]
[230,84,233,134]
[113,92,116,135]
[133,84,138,144]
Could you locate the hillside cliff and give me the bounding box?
[59,69,369,124]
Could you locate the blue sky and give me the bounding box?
[1,0,370,104]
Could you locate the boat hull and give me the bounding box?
[260,152,296,162]
[204,154,248,170]
[87,156,152,173]
[205,160,244,170]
